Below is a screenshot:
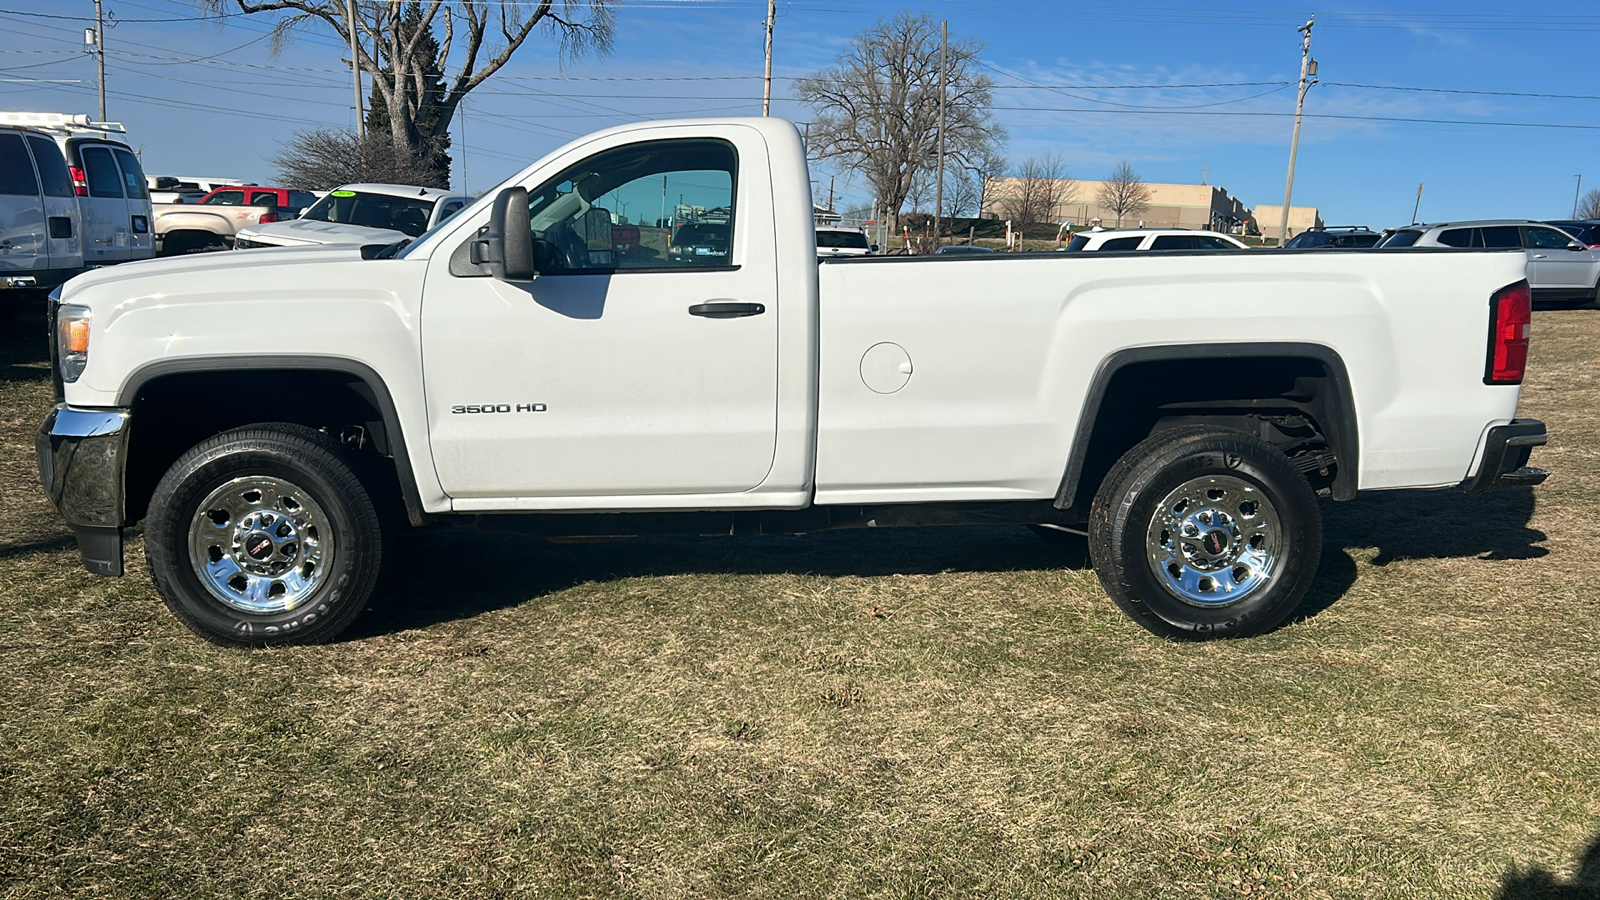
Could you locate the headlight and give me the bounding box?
[56,304,91,383]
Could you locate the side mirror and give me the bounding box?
[469,186,535,281]
[1568,240,1587,252]
[870,244,880,253]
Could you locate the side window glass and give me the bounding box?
[1100,237,1142,251]
[1197,236,1236,249]
[0,133,40,196]
[1524,227,1572,249]
[439,200,466,220]
[1149,235,1189,250]
[25,135,72,197]
[111,148,148,200]
[525,138,737,272]
[80,146,124,198]
[205,190,245,206]
[1481,226,1520,248]
[1436,228,1472,248]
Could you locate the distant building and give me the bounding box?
[1249,204,1325,242]
[981,176,1320,239]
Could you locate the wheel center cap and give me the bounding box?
[244,531,275,560]
[1202,529,1231,555]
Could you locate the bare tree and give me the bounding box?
[998,153,1074,227]
[272,128,444,189]
[1579,187,1600,220]
[941,167,981,220]
[198,0,615,180]
[796,13,1003,233]
[1098,161,1151,227]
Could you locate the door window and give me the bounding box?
[523,138,737,273]
[1195,236,1239,249]
[204,190,246,206]
[247,189,281,206]
[1437,228,1474,247]
[0,133,39,196]
[1524,226,1575,249]
[80,146,124,198]
[25,135,73,197]
[1099,237,1142,251]
[111,148,148,199]
[1480,226,1519,248]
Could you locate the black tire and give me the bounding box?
[1088,426,1321,639]
[145,424,388,646]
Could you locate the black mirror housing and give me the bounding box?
[470,186,536,281]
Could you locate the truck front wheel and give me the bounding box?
[144,424,388,646]
[1088,426,1321,639]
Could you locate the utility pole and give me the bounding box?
[762,0,775,116]
[1573,174,1583,218]
[934,19,947,245]
[1277,17,1315,247]
[92,0,106,121]
[347,0,364,137]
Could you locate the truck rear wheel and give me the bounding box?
[144,424,387,646]
[1088,426,1321,639]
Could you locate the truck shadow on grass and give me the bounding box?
[1498,832,1600,899]
[360,485,1544,639]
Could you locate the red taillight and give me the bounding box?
[1485,280,1531,385]
[258,212,278,224]
[68,166,87,197]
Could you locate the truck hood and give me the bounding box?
[237,218,410,247]
[58,243,366,305]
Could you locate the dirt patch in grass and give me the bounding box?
[1,307,1598,898]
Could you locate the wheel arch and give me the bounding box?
[118,356,428,528]
[1054,342,1359,512]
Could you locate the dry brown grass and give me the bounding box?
[1,298,1597,899]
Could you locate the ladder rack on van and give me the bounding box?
[0,112,126,134]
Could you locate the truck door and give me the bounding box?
[421,132,780,501]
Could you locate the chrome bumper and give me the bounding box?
[36,404,131,576]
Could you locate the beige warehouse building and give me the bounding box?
[982,176,1321,239]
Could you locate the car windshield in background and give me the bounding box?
[300,191,436,236]
[1064,235,1090,251]
[1287,231,1381,249]
[1549,221,1600,246]
[288,190,318,209]
[816,230,870,250]
[1378,230,1423,248]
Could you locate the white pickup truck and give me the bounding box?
[36,117,1548,646]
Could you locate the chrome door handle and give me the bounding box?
[1532,254,1548,259]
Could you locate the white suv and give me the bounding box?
[815,226,876,259]
[235,183,471,249]
[1062,228,1249,252]
[1377,220,1600,306]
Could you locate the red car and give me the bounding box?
[197,186,319,219]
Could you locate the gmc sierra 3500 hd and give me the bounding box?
[36,117,1549,646]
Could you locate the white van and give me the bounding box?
[0,113,155,265]
[0,123,83,319]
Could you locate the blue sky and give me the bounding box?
[2,0,1597,228]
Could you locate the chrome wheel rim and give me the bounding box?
[1146,474,1281,608]
[187,475,335,614]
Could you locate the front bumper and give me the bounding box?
[36,404,131,576]
[1461,419,1549,493]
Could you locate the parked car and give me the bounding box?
[234,184,471,249]
[146,176,208,205]
[0,122,82,319]
[154,187,321,255]
[1062,228,1249,252]
[1377,220,1599,306]
[815,226,876,259]
[37,116,1548,647]
[1544,219,1600,249]
[933,244,994,255]
[669,221,731,262]
[1284,226,1381,249]
[0,112,154,265]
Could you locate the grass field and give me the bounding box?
[1,300,1597,899]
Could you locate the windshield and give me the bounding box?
[816,230,870,249]
[301,190,437,236]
